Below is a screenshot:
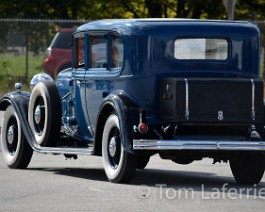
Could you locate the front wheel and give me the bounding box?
[1,105,33,168]
[102,113,136,183]
[230,153,265,184]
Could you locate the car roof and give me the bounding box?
[76,18,259,36]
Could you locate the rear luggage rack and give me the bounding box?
[160,78,264,123]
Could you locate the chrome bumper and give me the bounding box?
[133,139,265,151]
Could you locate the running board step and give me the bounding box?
[31,145,94,155]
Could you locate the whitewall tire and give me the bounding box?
[102,113,136,183]
[1,105,33,168]
[28,81,61,147]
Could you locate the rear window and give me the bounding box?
[50,32,72,49]
[174,38,228,60]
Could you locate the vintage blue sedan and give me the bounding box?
[1,19,265,184]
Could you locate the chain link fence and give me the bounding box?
[0,19,87,94]
[0,19,264,93]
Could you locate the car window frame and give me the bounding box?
[84,31,124,76]
[73,32,85,69]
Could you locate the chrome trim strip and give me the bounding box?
[251,79,255,120]
[184,78,189,120]
[133,139,265,151]
[29,142,93,155]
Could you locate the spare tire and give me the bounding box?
[28,81,61,147]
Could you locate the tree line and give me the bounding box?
[0,0,265,20]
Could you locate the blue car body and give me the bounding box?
[57,19,261,147]
[1,19,265,184]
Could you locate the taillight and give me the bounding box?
[138,123,148,134]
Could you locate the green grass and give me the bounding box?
[0,52,45,95]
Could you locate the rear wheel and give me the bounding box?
[137,155,150,169]
[102,113,136,183]
[230,153,265,184]
[1,105,33,168]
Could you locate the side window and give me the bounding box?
[75,37,85,68]
[90,36,107,68]
[111,36,124,68]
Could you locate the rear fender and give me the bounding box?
[94,91,139,155]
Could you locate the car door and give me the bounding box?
[83,34,108,133]
[84,33,124,133]
[72,32,94,140]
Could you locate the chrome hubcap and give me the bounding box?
[34,105,42,124]
[7,125,15,145]
[109,137,117,157]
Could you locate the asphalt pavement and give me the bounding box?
[0,150,265,211]
[0,111,265,211]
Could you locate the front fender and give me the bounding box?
[0,91,30,113]
[0,91,35,147]
[95,91,140,155]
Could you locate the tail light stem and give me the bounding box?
[134,110,148,134]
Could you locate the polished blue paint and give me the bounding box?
[54,19,260,147]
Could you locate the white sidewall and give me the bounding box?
[1,106,22,165]
[102,114,125,181]
[28,82,49,145]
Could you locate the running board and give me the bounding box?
[29,144,94,155]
